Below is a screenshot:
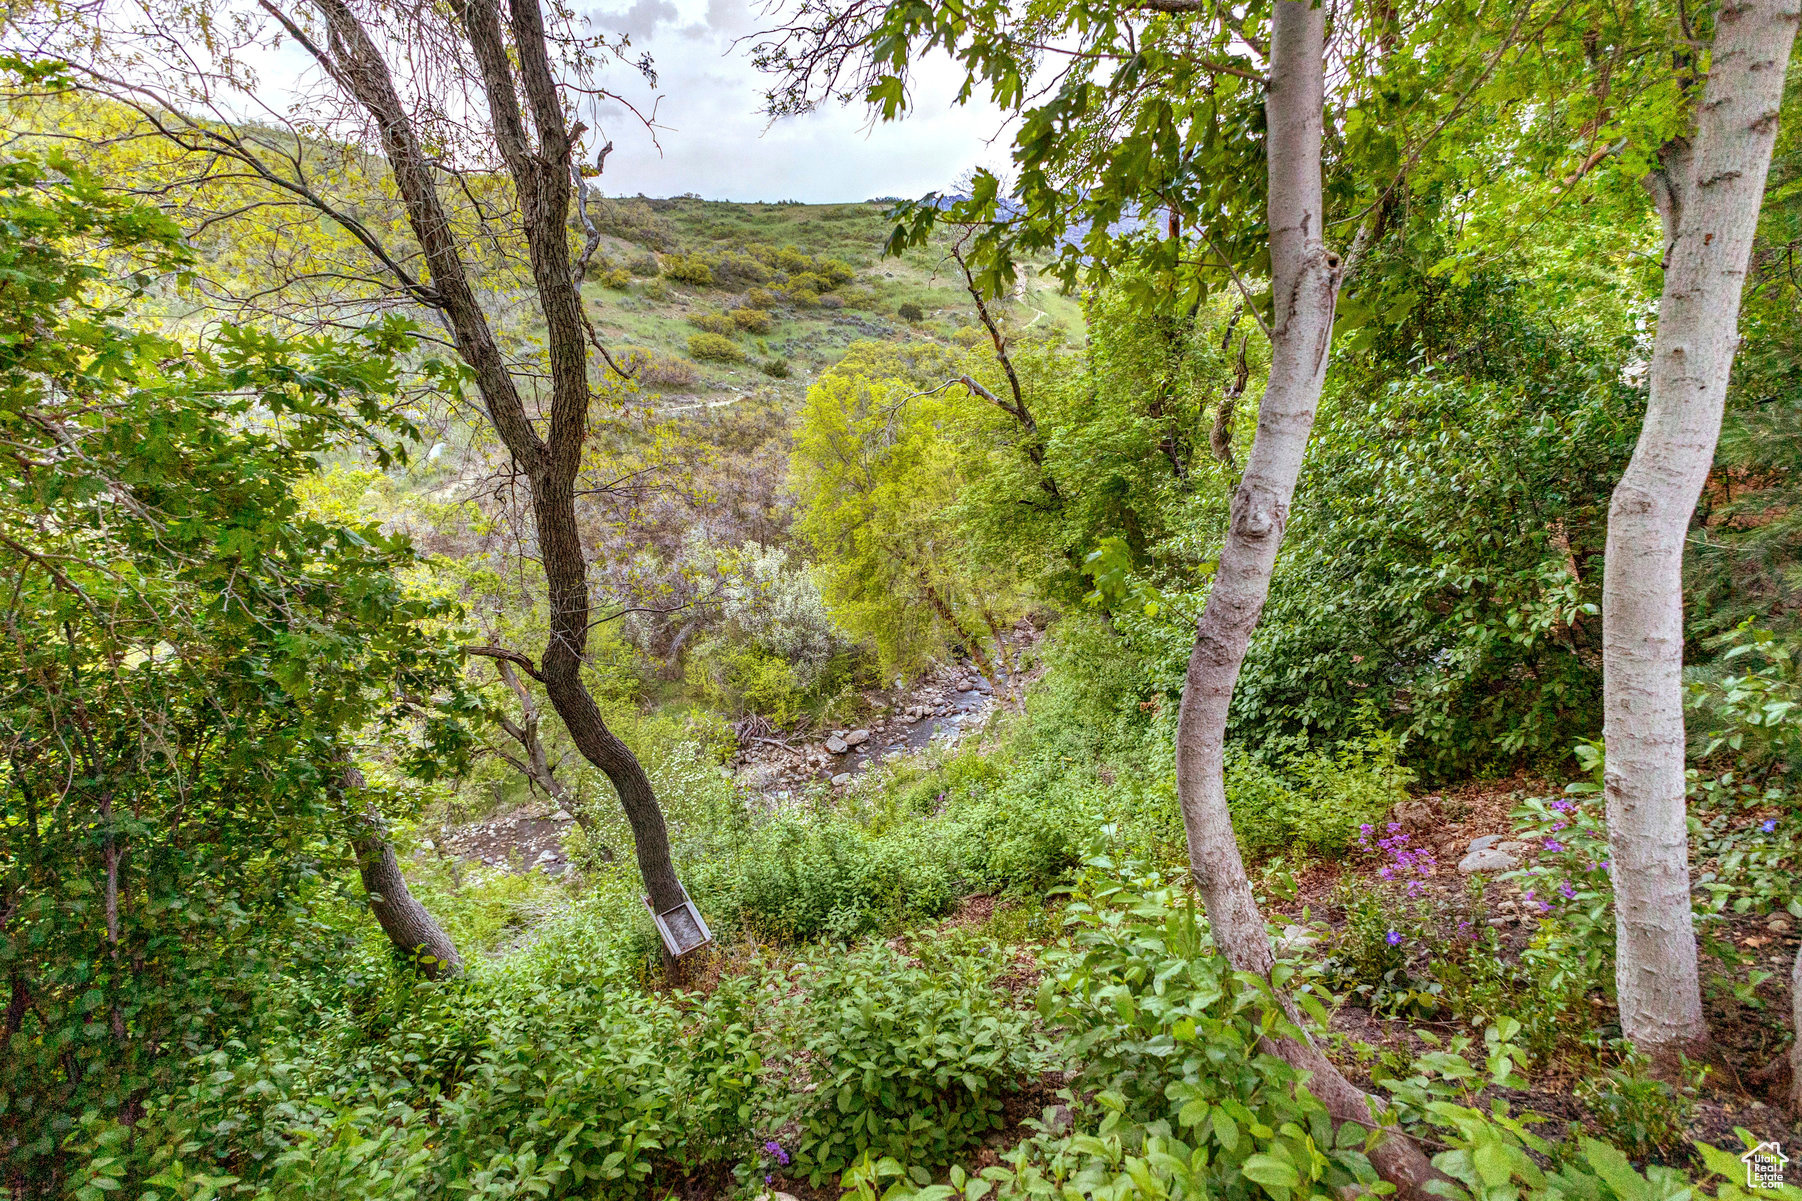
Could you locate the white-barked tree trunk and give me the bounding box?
[1602,0,1798,1070]
[1172,1,1439,1193]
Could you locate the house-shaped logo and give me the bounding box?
[1742,1142,1788,1189]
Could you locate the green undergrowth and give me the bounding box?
[83,854,1795,1201]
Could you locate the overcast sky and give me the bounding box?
[579,0,1012,203]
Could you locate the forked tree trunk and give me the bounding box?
[1602,0,1797,1072]
[288,0,689,914]
[341,762,461,977]
[1172,2,1438,1193]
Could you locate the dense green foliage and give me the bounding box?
[4,0,1802,1188]
[0,156,475,1194]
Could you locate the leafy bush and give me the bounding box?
[762,357,791,379]
[728,816,960,942]
[591,197,676,250]
[730,306,773,333]
[614,345,699,389]
[769,939,1041,1183]
[710,249,775,286]
[745,286,779,309]
[662,252,714,285]
[1227,735,1413,858]
[897,301,924,321]
[103,937,764,1200]
[978,863,1390,1201]
[1575,1056,1697,1162]
[688,310,739,335]
[688,332,746,363]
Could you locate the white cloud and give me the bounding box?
[592,0,680,39]
[579,0,1012,202]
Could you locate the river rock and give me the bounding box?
[955,679,974,692]
[1498,840,1531,854]
[735,763,781,790]
[551,809,573,822]
[830,773,852,787]
[1467,834,1504,853]
[1458,848,1519,874]
[825,734,849,754]
[844,728,870,746]
[1391,799,1436,830]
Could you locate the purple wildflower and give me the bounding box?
[1550,798,1575,813]
[1559,881,1577,901]
[1551,820,1568,832]
[1385,931,1403,946]
[1543,838,1565,852]
[764,1142,790,1167]
[1763,819,1778,833]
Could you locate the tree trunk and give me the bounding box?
[297,0,688,914]
[920,579,996,681]
[1172,3,1439,1194]
[1791,940,1802,1115]
[340,763,462,978]
[1602,0,1797,1072]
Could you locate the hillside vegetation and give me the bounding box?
[4,4,1802,1201]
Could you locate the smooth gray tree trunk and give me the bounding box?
[1172,3,1438,1194]
[1603,0,1798,1071]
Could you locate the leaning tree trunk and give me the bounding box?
[341,762,462,977]
[1602,0,1797,1073]
[1172,2,1438,1194]
[293,0,688,914]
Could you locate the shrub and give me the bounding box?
[591,197,676,250]
[897,301,924,322]
[711,250,773,287]
[662,252,714,285]
[614,345,699,389]
[761,357,791,379]
[1227,734,1413,858]
[627,252,661,276]
[601,266,632,288]
[787,270,832,295]
[770,939,1041,1184]
[745,287,779,309]
[688,332,745,363]
[729,818,958,942]
[688,311,738,335]
[729,306,772,334]
[125,959,763,1199]
[1575,1056,1697,1162]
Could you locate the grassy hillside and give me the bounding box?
[575,195,1084,397]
